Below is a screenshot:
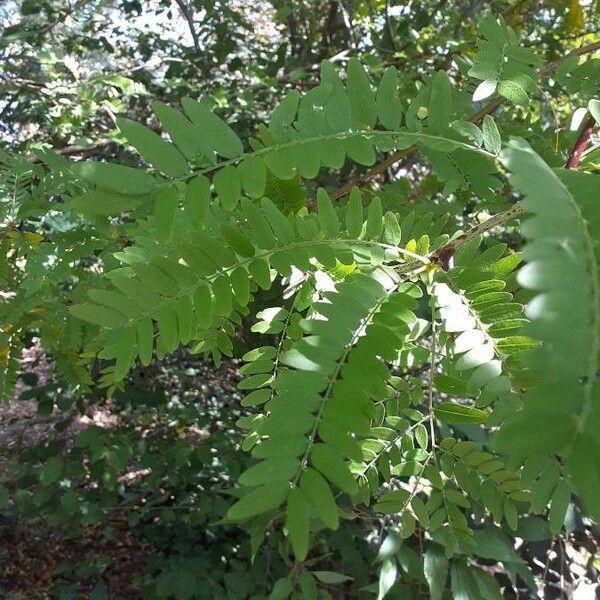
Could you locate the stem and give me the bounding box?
[565,115,596,169]
[396,202,525,276]
[427,313,437,449]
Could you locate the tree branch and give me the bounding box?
[331,40,600,201]
[566,114,596,169]
[427,96,597,267]
[173,0,202,55]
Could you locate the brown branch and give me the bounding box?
[539,41,600,76]
[565,115,596,169]
[396,202,525,274]
[173,0,201,55]
[331,40,600,201]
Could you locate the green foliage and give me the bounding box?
[2,6,600,598]
[469,15,542,104]
[495,139,600,523]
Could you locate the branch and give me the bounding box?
[331,40,600,201]
[30,139,115,161]
[566,115,596,169]
[173,0,201,55]
[427,98,597,267]
[396,201,524,275]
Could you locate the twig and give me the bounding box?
[566,115,596,169]
[397,202,525,276]
[330,40,600,201]
[173,0,202,54]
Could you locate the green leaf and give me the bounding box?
[193,283,213,328]
[137,318,154,366]
[451,562,480,600]
[498,79,529,105]
[365,196,383,240]
[312,571,353,584]
[374,489,410,513]
[482,115,501,155]
[70,303,127,329]
[39,457,63,485]
[286,488,310,561]
[424,546,448,600]
[238,156,267,199]
[239,458,298,486]
[300,468,339,530]
[214,165,241,211]
[346,187,364,237]
[377,559,397,600]
[310,443,357,494]
[227,483,289,521]
[415,423,428,449]
[434,403,488,424]
[270,91,300,132]
[74,161,155,195]
[152,101,205,160]
[116,117,188,177]
[429,71,452,134]
[347,57,377,128]
[70,190,148,216]
[383,212,401,245]
[154,185,178,241]
[220,224,255,257]
[451,120,483,146]
[185,175,210,225]
[376,66,402,130]
[472,569,503,600]
[316,188,340,237]
[548,480,571,534]
[269,578,293,600]
[588,99,600,124]
[181,97,243,158]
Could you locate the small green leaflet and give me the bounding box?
[434,403,488,424]
[181,97,243,159]
[376,66,402,130]
[226,483,289,521]
[286,488,310,561]
[70,190,148,216]
[424,546,448,600]
[377,559,397,600]
[74,161,155,195]
[116,117,188,177]
[482,116,501,155]
[316,188,340,237]
[312,571,353,584]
